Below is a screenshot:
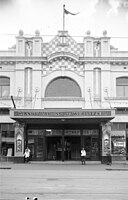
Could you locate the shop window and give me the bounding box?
[0,108,9,115]
[8,131,14,137]
[116,77,128,97]
[1,124,14,156]
[2,131,14,138]
[45,77,81,97]
[2,131,7,137]
[0,77,10,97]
[111,131,126,156]
[111,123,126,131]
[1,124,8,131]
[1,143,14,156]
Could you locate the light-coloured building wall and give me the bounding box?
[0,30,128,162]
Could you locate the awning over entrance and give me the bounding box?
[111,115,128,123]
[0,115,15,123]
[10,108,115,125]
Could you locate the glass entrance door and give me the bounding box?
[64,130,81,160]
[46,136,62,160]
[64,136,81,160]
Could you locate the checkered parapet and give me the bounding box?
[42,31,84,57]
[42,57,84,76]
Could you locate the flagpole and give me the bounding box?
[63,4,65,31]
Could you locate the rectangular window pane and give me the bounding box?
[0,86,2,97]
[2,131,7,137]
[0,77,10,85]
[2,86,10,97]
[116,86,124,96]
[124,86,128,97]
[117,78,128,85]
[7,131,14,137]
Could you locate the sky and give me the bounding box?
[0,0,128,50]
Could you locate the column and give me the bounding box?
[14,122,25,162]
[43,133,46,161]
[62,130,65,162]
[101,122,111,163]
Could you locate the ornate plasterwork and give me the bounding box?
[42,56,84,76]
[42,31,84,57]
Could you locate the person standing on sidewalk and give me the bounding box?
[24,147,31,163]
[81,147,86,165]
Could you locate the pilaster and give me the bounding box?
[101,122,111,156]
[14,122,25,158]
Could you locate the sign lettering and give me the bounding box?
[13,110,112,118]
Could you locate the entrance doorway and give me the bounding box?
[27,128,100,161]
[46,136,81,161]
[64,136,81,160]
[47,136,62,160]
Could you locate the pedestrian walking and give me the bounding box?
[24,147,31,163]
[81,147,86,165]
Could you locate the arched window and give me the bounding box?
[45,77,81,97]
[116,77,128,97]
[0,77,10,97]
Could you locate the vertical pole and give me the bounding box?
[0,125,1,156]
[62,129,65,161]
[63,5,65,31]
[43,132,46,161]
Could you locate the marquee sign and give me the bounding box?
[10,109,115,119]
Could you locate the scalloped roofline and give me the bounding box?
[48,52,79,62]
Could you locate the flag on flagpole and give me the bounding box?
[64,5,79,15]
[63,5,79,31]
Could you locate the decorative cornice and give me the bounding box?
[105,97,128,100]
[0,56,128,65]
[42,97,85,101]
[0,96,22,100]
[80,57,128,65]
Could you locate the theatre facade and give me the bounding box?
[0,30,128,163]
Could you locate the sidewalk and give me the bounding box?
[1,160,128,170]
